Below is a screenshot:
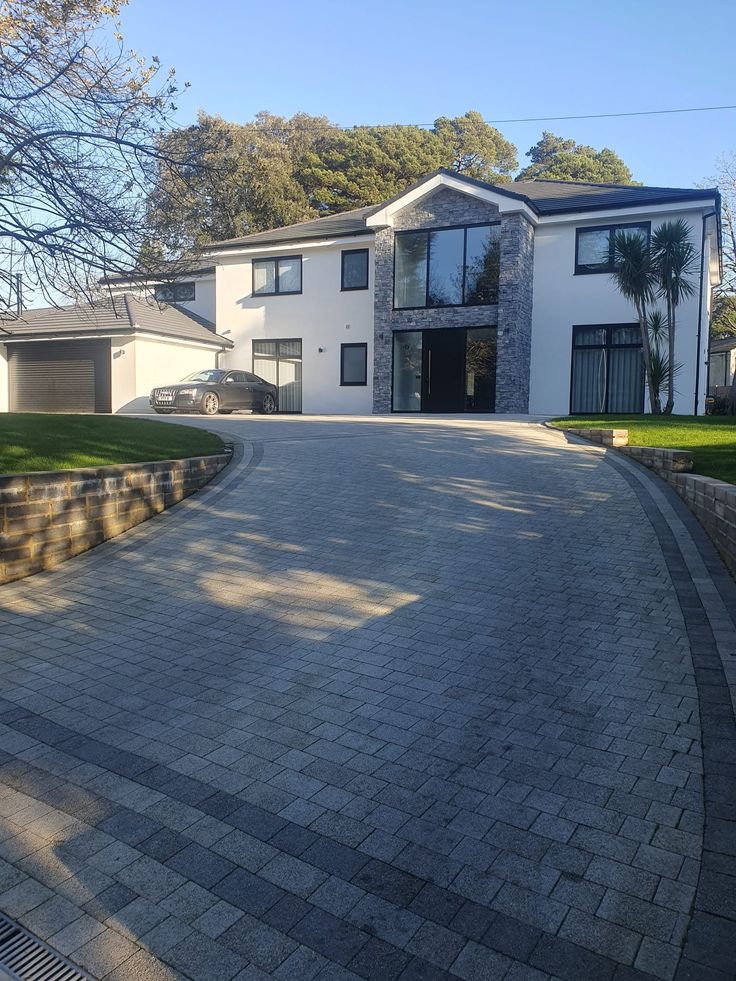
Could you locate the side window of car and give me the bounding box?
[228,372,246,383]
[245,373,261,383]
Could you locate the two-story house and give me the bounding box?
[0,170,721,416]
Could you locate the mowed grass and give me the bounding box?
[549,415,736,484]
[0,414,224,474]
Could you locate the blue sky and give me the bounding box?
[118,0,735,189]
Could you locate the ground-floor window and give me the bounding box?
[252,338,302,412]
[392,326,496,413]
[570,325,644,414]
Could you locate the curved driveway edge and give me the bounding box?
[553,427,736,981]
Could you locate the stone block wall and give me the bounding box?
[495,213,535,414]
[0,452,230,585]
[372,187,534,413]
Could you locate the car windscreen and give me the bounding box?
[182,370,227,383]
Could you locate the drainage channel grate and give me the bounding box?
[0,914,91,980]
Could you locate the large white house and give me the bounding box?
[0,170,721,416]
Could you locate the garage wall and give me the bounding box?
[112,334,219,413]
[0,345,8,413]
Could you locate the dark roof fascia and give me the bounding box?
[99,265,216,285]
[206,228,375,253]
[2,326,233,348]
[535,190,720,218]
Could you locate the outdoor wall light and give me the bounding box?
[318,347,325,353]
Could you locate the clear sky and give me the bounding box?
[117,0,735,189]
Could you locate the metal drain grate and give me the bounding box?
[0,914,91,981]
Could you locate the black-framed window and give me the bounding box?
[575,222,650,275]
[340,343,368,386]
[341,249,369,291]
[570,324,644,414]
[394,223,501,310]
[252,256,302,296]
[154,281,195,302]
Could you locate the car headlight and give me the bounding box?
[178,388,198,396]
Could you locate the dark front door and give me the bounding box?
[422,328,465,412]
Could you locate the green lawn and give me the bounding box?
[549,415,736,484]
[0,414,224,474]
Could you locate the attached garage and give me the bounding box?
[9,340,111,413]
[0,294,232,414]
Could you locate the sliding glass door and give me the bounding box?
[570,326,644,414]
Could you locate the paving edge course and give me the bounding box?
[549,425,736,980]
[551,426,736,579]
[0,448,232,585]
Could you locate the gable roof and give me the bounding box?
[1,294,232,348]
[201,169,718,252]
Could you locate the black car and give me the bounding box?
[150,369,278,415]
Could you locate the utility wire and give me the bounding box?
[346,104,736,129]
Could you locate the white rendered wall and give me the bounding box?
[112,334,218,413]
[216,240,374,414]
[0,344,8,413]
[529,208,710,416]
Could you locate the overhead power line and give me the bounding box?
[345,104,736,129]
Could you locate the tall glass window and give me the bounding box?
[394,223,501,309]
[392,332,423,411]
[570,325,644,414]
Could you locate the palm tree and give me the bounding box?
[650,219,697,414]
[612,229,660,413]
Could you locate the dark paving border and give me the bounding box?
[562,433,736,981]
[0,692,661,981]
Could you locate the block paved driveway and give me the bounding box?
[0,415,735,981]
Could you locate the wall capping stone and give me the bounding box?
[0,450,231,585]
[556,425,735,577]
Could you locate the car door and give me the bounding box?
[222,371,253,409]
[245,372,268,405]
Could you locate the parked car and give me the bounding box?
[150,369,278,415]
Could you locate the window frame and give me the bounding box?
[569,323,644,414]
[154,281,196,303]
[393,221,501,311]
[341,248,369,292]
[251,255,303,296]
[574,221,651,276]
[340,342,368,387]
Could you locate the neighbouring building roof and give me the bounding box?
[1,293,233,348]
[201,169,719,251]
[710,336,736,353]
[102,264,216,286]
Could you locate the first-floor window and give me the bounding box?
[252,256,302,295]
[154,281,196,302]
[341,249,369,290]
[340,343,368,386]
[575,223,650,275]
[570,325,644,413]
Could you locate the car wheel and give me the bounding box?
[260,393,277,415]
[200,392,220,415]
[154,408,174,414]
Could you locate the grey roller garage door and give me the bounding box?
[9,340,111,413]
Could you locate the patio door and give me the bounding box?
[252,338,302,413]
[570,325,643,414]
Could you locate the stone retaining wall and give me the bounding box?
[562,426,735,577]
[0,452,231,585]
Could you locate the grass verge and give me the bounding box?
[0,414,224,474]
[549,415,736,484]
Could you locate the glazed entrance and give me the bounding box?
[392,327,496,412]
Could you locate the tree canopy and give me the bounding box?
[0,0,196,313]
[516,131,637,184]
[146,111,518,254]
